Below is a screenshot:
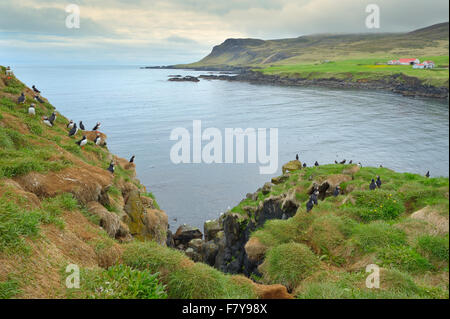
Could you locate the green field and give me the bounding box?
[260,56,449,87]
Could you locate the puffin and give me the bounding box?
[358,162,363,168]
[28,104,35,116]
[339,159,346,164]
[34,95,44,103]
[75,136,88,148]
[376,176,382,188]
[349,160,353,164]
[296,154,299,161]
[68,123,78,137]
[94,134,102,145]
[306,198,314,212]
[310,191,319,205]
[17,93,25,104]
[79,121,85,131]
[369,179,377,190]
[48,112,56,124]
[129,155,135,163]
[42,116,53,127]
[335,160,338,164]
[314,161,319,167]
[302,163,307,168]
[107,160,115,174]
[67,120,74,129]
[333,186,340,197]
[92,122,101,131]
[425,171,430,178]
[32,85,41,94]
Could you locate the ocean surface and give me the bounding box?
[12,65,449,230]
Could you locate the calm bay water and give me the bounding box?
[12,65,449,229]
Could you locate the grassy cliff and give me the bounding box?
[0,67,276,299]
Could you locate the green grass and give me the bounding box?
[260,243,319,290]
[261,56,449,87]
[122,241,257,298]
[352,222,407,253]
[377,245,434,273]
[0,277,21,299]
[70,264,167,299]
[416,234,449,263]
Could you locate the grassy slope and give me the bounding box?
[179,22,449,87]
[234,164,449,298]
[0,67,261,299]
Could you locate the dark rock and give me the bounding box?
[173,224,203,246]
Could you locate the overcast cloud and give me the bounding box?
[0,0,448,65]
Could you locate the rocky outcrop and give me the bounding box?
[87,201,131,241]
[282,160,302,174]
[168,76,199,82]
[173,224,203,247]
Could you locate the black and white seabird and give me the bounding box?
[75,136,88,148]
[335,160,338,164]
[129,155,135,163]
[42,116,53,127]
[67,120,74,129]
[48,112,56,124]
[349,160,353,164]
[306,198,314,212]
[107,161,115,174]
[68,123,78,137]
[34,95,44,103]
[310,191,319,205]
[369,179,377,190]
[425,171,430,178]
[358,162,363,168]
[314,161,319,167]
[79,121,85,131]
[17,93,25,104]
[32,85,41,94]
[340,159,346,164]
[92,122,101,131]
[296,154,299,161]
[94,134,102,145]
[376,176,382,188]
[333,186,340,197]
[302,163,307,168]
[28,104,35,116]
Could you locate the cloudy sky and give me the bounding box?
[0,0,448,65]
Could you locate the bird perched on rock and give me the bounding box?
[369,179,377,190]
[129,155,135,163]
[17,93,25,104]
[92,122,101,131]
[67,120,74,129]
[79,121,85,131]
[34,95,44,103]
[425,171,430,178]
[340,159,346,164]
[42,116,53,127]
[296,154,299,161]
[306,198,314,212]
[32,85,41,94]
[333,186,340,197]
[303,163,307,168]
[68,123,78,137]
[28,104,35,116]
[94,133,102,145]
[314,161,319,167]
[107,160,115,174]
[75,136,87,149]
[376,176,382,188]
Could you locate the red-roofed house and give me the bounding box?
[423,61,435,68]
[388,58,420,65]
[413,63,425,69]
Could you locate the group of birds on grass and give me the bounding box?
[13,82,136,175]
[295,154,431,213]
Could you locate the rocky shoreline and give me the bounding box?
[198,70,449,99]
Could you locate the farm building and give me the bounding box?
[423,60,435,68]
[413,63,425,69]
[388,58,420,65]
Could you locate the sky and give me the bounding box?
[0,0,448,65]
